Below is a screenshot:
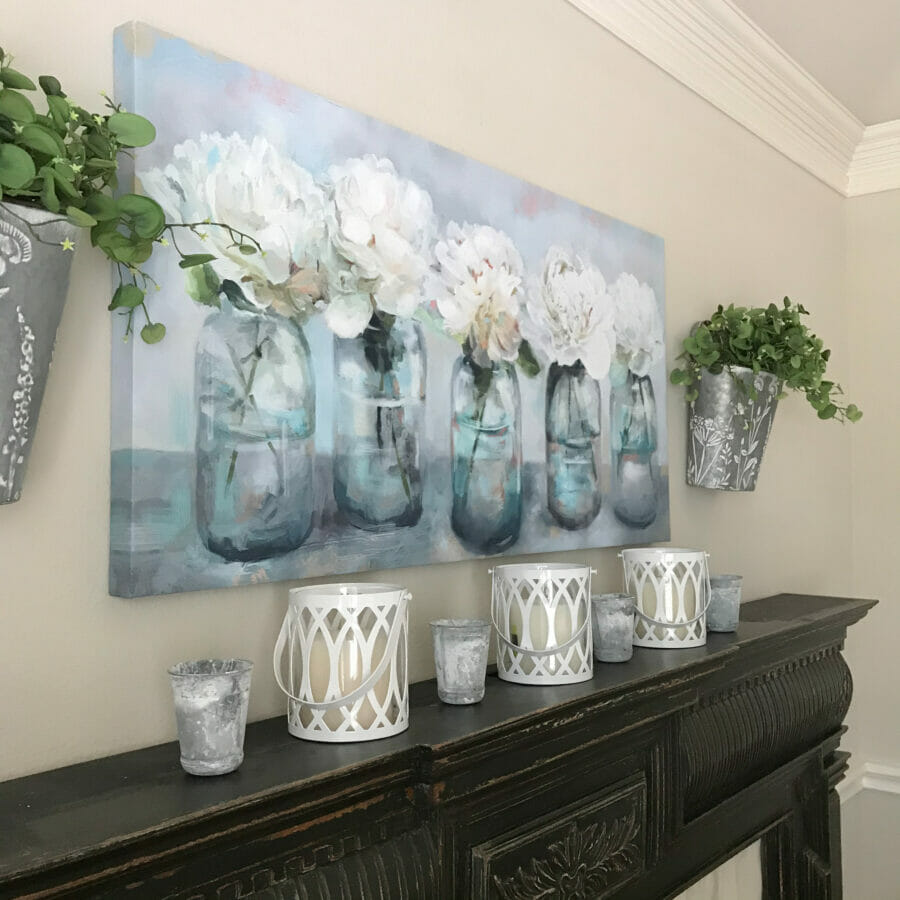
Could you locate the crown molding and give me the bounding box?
[848,120,900,197]
[565,0,900,198]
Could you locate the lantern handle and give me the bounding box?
[620,556,712,628]
[491,613,590,656]
[273,591,409,710]
[490,585,591,657]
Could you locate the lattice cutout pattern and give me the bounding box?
[621,550,709,648]
[492,564,593,685]
[276,590,409,743]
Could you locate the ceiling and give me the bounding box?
[732,0,900,125]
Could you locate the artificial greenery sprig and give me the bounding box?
[670,297,862,423]
[0,48,262,343]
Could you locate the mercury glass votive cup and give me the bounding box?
[168,658,253,776]
[430,619,492,704]
[707,575,743,632]
[591,594,635,663]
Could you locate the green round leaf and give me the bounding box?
[39,169,59,212]
[84,157,117,171]
[116,193,165,239]
[140,322,166,344]
[38,75,63,97]
[0,88,35,123]
[17,122,65,157]
[84,193,119,221]
[238,243,257,255]
[45,94,68,129]
[106,111,156,148]
[179,252,217,269]
[49,167,80,200]
[66,205,97,228]
[96,231,136,264]
[129,239,154,265]
[108,284,145,310]
[83,132,112,159]
[0,143,36,188]
[0,68,37,91]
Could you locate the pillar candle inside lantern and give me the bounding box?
[523,570,574,674]
[338,625,379,730]
[307,604,379,730]
[278,582,409,742]
[624,549,708,649]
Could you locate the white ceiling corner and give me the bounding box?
[848,120,900,196]
[565,0,900,197]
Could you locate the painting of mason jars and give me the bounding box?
[110,23,669,598]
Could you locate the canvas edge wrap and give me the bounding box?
[109,22,141,598]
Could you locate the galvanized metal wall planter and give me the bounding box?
[686,366,781,491]
[0,202,78,504]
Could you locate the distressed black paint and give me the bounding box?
[0,594,875,899]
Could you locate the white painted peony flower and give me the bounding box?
[521,246,616,382]
[610,272,664,377]
[141,132,329,318]
[426,222,525,367]
[324,156,436,338]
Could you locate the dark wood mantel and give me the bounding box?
[0,593,875,899]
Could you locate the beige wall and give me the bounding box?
[0,0,858,779]
[845,189,900,766]
[842,789,900,898]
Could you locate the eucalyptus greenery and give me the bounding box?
[670,298,862,423]
[0,49,261,343]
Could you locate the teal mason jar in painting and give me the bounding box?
[195,302,316,561]
[610,368,658,528]
[545,361,602,529]
[333,314,425,530]
[451,353,522,553]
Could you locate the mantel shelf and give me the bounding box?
[0,593,876,899]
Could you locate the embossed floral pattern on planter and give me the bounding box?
[687,367,781,491]
[0,203,78,504]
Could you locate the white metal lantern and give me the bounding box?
[492,563,594,685]
[273,583,409,743]
[620,548,710,648]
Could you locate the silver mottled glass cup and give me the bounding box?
[591,594,635,663]
[430,619,491,704]
[708,575,743,632]
[168,658,253,775]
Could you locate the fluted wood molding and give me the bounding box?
[681,646,853,818]
[178,827,439,900]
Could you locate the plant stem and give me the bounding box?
[461,366,491,503]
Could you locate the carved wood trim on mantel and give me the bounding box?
[682,644,853,818]
[0,594,876,900]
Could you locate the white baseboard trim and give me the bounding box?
[839,762,900,804]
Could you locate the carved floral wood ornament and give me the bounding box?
[493,809,642,900]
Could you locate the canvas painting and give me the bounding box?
[110,23,670,598]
